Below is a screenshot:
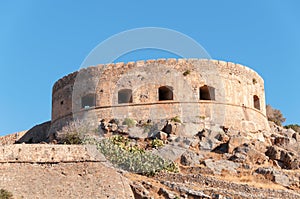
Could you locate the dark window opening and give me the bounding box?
[81,94,96,108]
[200,85,215,100]
[118,89,133,104]
[159,86,173,101]
[253,95,260,110]
[60,101,64,105]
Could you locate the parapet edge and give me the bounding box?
[52,58,264,92]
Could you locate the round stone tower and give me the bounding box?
[51,59,270,134]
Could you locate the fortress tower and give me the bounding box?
[50,59,270,135]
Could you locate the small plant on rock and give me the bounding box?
[198,115,206,120]
[164,161,179,173]
[284,124,300,133]
[62,131,83,144]
[111,135,129,148]
[170,116,181,123]
[0,189,13,199]
[150,138,164,148]
[56,120,98,144]
[122,118,136,128]
[183,70,191,76]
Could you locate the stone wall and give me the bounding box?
[0,144,103,163]
[0,144,134,199]
[51,59,269,133]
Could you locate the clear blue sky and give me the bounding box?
[0,1,299,135]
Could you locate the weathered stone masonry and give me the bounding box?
[51,59,270,134]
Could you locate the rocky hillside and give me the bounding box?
[1,119,300,198]
[95,118,300,198]
[0,130,26,145]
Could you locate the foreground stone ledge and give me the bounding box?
[0,162,134,199]
[0,144,106,163]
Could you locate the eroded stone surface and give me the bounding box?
[0,144,134,199]
[0,162,134,199]
[0,144,105,163]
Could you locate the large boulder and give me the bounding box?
[156,131,168,141]
[230,143,268,165]
[266,145,300,169]
[292,132,300,142]
[255,167,290,187]
[180,150,203,166]
[128,126,148,139]
[162,120,180,135]
[204,159,240,175]
[153,137,192,161]
[228,135,250,154]
[197,128,227,151]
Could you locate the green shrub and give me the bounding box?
[62,132,83,144]
[170,116,181,123]
[82,137,99,145]
[183,70,191,76]
[198,115,206,120]
[164,161,179,173]
[150,138,164,148]
[0,189,13,199]
[122,118,136,128]
[111,135,129,148]
[284,124,300,132]
[97,136,178,176]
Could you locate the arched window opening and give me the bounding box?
[253,95,260,110]
[159,86,173,101]
[200,85,215,100]
[118,89,133,104]
[81,94,96,108]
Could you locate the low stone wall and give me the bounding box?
[0,144,134,198]
[0,131,27,145]
[0,162,134,199]
[0,144,105,163]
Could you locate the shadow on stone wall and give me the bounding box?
[16,121,51,144]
